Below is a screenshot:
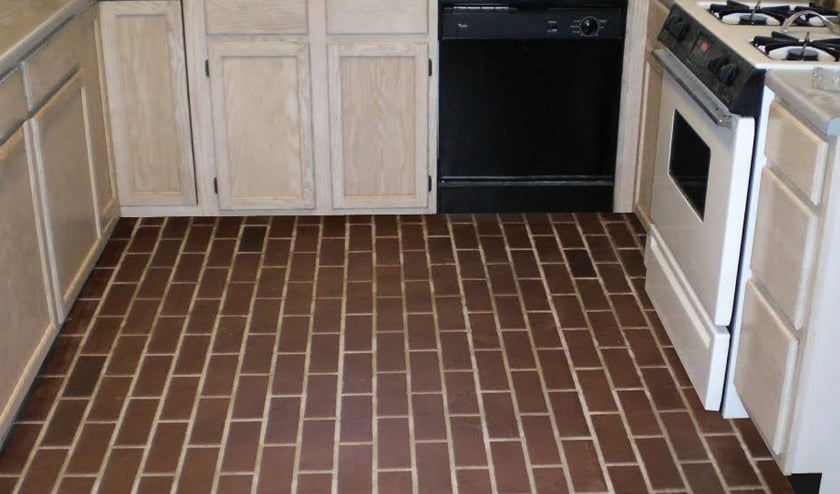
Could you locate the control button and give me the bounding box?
[707,56,728,73]
[665,15,689,41]
[718,64,740,85]
[580,17,600,36]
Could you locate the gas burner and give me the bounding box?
[752,31,840,61]
[707,1,840,27]
[709,1,788,26]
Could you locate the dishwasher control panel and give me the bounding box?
[441,7,625,40]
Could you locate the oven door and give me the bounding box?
[646,49,755,409]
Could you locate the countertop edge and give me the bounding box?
[766,70,840,137]
[0,0,95,77]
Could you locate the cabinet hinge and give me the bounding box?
[205,59,210,77]
[213,178,218,194]
[428,58,433,77]
[428,175,432,192]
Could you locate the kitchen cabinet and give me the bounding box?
[79,6,118,233]
[328,41,429,210]
[207,40,316,210]
[29,73,100,321]
[100,0,196,208]
[0,128,55,443]
[634,0,669,227]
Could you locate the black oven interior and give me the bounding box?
[669,111,711,218]
[437,1,627,213]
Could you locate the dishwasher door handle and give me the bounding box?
[653,49,734,128]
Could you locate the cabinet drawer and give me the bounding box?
[22,19,81,110]
[0,68,27,141]
[327,0,428,34]
[735,282,798,455]
[205,0,307,34]
[751,168,819,330]
[766,102,829,205]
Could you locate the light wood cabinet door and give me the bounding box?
[30,73,99,321]
[208,41,316,210]
[635,54,664,223]
[328,41,429,210]
[100,1,196,207]
[0,128,54,439]
[80,6,117,232]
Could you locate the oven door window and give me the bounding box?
[669,111,711,218]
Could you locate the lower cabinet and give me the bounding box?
[208,40,316,210]
[0,128,54,441]
[100,0,196,207]
[328,41,429,210]
[30,73,100,321]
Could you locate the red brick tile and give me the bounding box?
[300,420,336,471]
[735,418,773,459]
[445,371,479,415]
[457,250,486,279]
[528,312,562,348]
[482,392,519,438]
[65,423,115,474]
[161,283,196,316]
[563,330,601,369]
[510,249,540,277]
[257,446,294,494]
[43,399,87,445]
[218,475,253,494]
[457,469,494,494]
[178,447,219,494]
[145,422,188,473]
[436,297,466,330]
[343,352,372,394]
[553,295,587,328]
[265,397,300,444]
[538,350,575,390]
[591,414,635,463]
[89,376,131,421]
[491,441,531,493]
[100,283,137,316]
[636,437,684,490]
[611,295,647,327]
[661,411,708,461]
[584,235,616,262]
[601,347,642,389]
[534,467,570,494]
[441,332,471,370]
[250,299,282,334]
[450,416,487,467]
[58,477,98,493]
[161,376,200,420]
[376,297,404,332]
[338,445,373,493]
[309,334,340,373]
[706,435,761,487]
[185,299,220,334]
[174,335,211,375]
[406,313,436,351]
[202,354,238,396]
[377,373,408,416]
[549,391,591,437]
[133,355,173,397]
[410,352,443,392]
[597,263,631,293]
[284,282,314,316]
[412,394,447,441]
[64,355,106,397]
[588,311,625,347]
[404,280,433,313]
[377,418,411,469]
[272,354,306,395]
[190,397,229,445]
[563,439,608,492]
[221,421,261,472]
[40,335,81,375]
[81,317,121,354]
[475,351,509,391]
[608,465,649,494]
[233,375,268,418]
[625,328,665,366]
[511,370,548,413]
[241,334,275,374]
[577,368,618,412]
[304,374,337,417]
[469,312,501,349]
[683,462,727,494]
[340,395,372,443]
[378,471,413,494]
[756,460,795,493]
[99,448,144,493]
[416,442,453,494]
[618,389,661,436]
[503,331,536,369]
[344,315,372,351]
[16,377,62,422]
[522,415,562,464]
[376,333,406,371]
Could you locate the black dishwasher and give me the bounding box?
[438,0,627,213]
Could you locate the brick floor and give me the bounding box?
[0,213,794,493]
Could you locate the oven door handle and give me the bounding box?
[653,49,733,129]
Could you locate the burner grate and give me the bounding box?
[752,31,840,61]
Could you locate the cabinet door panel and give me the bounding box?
[31,74,99,320]
[0,129,54,438]
[329,42,429,209]
[209,41,315,210]
[100,1,196,207]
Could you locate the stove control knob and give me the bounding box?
[666,15,689,40]
[580,17,600,36]
[707,56,728,74]
[717,64,740,85]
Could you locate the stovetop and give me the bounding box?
[707,1,838,27]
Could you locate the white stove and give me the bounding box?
[644,0,840,418]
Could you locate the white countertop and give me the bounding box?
[0,0,94,76]
[767,70,840,136]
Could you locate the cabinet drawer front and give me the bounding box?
[0,69,27,141]
[735,282,798,455]
[766,102,828,205]
[327,0,428,34]
[751,168,819,330]
[205,0,307,34]
[647,0,669,46]
[23,19,81,110]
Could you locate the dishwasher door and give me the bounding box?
[437,4,627,212]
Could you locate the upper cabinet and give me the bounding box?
[207,40,316,210]
[328,41,429,210]
[100,1,196,207]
